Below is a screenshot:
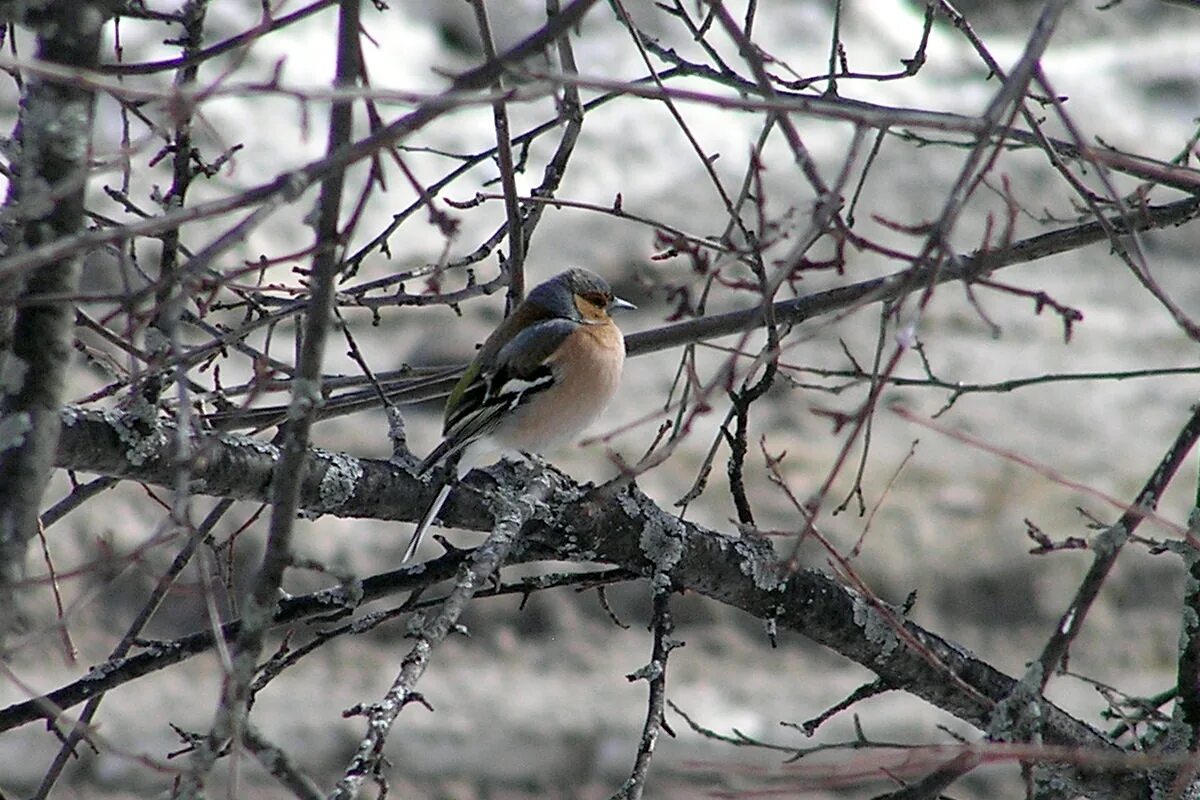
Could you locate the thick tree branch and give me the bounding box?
[0,0,105,631]
[24,407,1148,799]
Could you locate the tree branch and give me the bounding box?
[19,407,1147,799]
[0,0,106,634]
[177,1,362,791]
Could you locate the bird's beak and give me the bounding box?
[609,296,637,313]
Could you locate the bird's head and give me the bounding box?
[530,268,636,325]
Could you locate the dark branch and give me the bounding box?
[6,407,1143,799]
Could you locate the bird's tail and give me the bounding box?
[402,481,453,562]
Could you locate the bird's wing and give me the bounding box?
[418,318,576,474]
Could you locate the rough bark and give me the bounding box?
[0,1,107,633]
[22,407,1146,799]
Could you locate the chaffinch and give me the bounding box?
[402,268,635,561]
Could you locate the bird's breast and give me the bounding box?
[492,322,625,452]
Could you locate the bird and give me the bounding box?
[401,268,635,562]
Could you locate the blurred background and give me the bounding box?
[2,0,1200,796]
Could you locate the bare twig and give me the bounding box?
[1036,405,1200,684]
[32,499,235,800]
[329,472,553,799]
[178,0,362,793]
[203,193,1200,433]
[468,0,526,310]
[242,724,325,800]
[612,576,680,799]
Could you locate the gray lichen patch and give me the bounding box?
[986,662,1044,742]
[1090,522,1129,557]
[216,430,282,459]
[734,538,785,592]
[296,576,366,619]
[0,411,32,451]
[103,406,167,467]
[627,660,663,682]
[638,510,685,573]
[285,378,324,421]
[851,593,900,663]
[315,448,363,512]
[0,352,28,396]
[60,405,80,426]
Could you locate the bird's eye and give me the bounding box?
[579,291,609,308]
